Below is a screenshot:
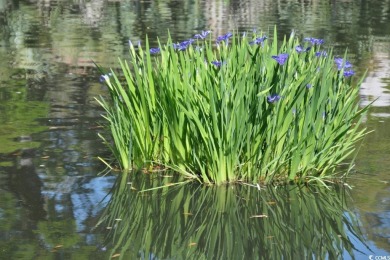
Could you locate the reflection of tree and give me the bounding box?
[3,0,389,76]
[0,85,48,154]
[7,148,46,221]
[0,145,115,258]
[0,148,45,259]
[36,218,80,249]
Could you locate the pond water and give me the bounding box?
[0,0,389,259]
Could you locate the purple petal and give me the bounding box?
[267,94,281,103]
[150,47,161,54]
[304,37,324,45]
[216,32,233,43]
[335,57,353,70]
[250,36,267,45]
[272,53,289,65]
[315,51,327,57]
[194,30,211,39]
[211,61,223,67]
[343,70,355,77]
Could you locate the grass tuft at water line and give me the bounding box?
[96,28,370,185]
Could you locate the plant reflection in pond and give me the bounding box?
[97,173,370,259]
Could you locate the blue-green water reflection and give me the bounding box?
[98,173,370,259]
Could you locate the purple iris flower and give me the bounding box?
[295,46,304,53]
[150,47,161,54]
[194,30,211,39]
[304,37,324,45]
[315,51,327,57]
[99,73,112,83]
[172,43,181,50]
[295,45,311,53]
[249,36,267,45]
[173,39,194,51]
[216,32,233,43]
[211,61,223,67]
[343,70,355,77]
[334,57,353,70]
[267,94,281,103]
[184,39,195,45]
[99,75,107,83]
[272,53,289,65]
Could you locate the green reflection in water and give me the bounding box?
[0,84,48,155]
[97,173,370,259]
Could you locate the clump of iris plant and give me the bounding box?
[97,27,370,186]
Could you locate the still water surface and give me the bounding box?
[0,0,390,259]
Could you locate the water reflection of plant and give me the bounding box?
[98,28,369,185]
[96,172,369,259]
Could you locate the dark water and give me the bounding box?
[0,0,389,259]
